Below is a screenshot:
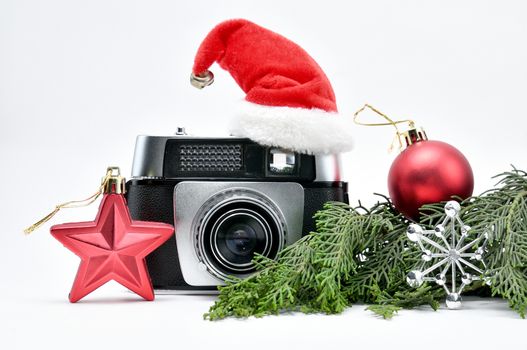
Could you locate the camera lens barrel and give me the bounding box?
[194,189,286,281]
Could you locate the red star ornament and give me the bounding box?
[50,193,174,302]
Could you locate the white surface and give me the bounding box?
[1,0,526,349]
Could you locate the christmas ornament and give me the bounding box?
[190,18,353,155]
[25,167,174,302]
[354,104,474,220]
[405,200,489,309]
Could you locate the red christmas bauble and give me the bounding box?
[388,140,474,220]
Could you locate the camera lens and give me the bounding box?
[212,209,271,268]
[195,190,285,280]
[224,223,257,257]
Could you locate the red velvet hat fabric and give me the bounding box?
[192,19,337,113]
[192,19,353,154]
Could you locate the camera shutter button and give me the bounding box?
[175,127,187,136]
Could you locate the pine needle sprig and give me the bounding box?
[310,202,390,313]
[461,168,527,317]
[205,168,527,320]
[205,200,440,320]
[204,235,316,320]
[366,284,443,319]
[419,168,527,317]
[344,199,419,302]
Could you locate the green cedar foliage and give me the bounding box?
[205,169,527,320]
[462,169,527,317]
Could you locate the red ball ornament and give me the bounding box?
[388,128,474,221]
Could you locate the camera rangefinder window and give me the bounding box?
[269,149,296,174]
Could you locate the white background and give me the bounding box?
[1,0,526,349]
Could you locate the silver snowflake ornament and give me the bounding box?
[405,201,489,309]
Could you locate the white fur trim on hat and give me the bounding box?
[229,101,354,154]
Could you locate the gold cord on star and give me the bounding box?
[23,167,120,235]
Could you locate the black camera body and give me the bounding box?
[126,132,348,292]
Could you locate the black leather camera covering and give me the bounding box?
[126,179,348,290]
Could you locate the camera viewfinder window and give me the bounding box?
[269,149,296,174]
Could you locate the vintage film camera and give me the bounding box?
[126,129,348,292]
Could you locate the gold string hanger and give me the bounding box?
[353,104,416,151]
[24,167,118,235]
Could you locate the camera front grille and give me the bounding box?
[178,144,243,172]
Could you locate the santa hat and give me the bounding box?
[191,19,353,154]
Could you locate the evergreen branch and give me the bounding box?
[205,200,439,320]
[461,168,527,318]
[367,284,443,319]
[205,168,527,320]
[421,168,527,318]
